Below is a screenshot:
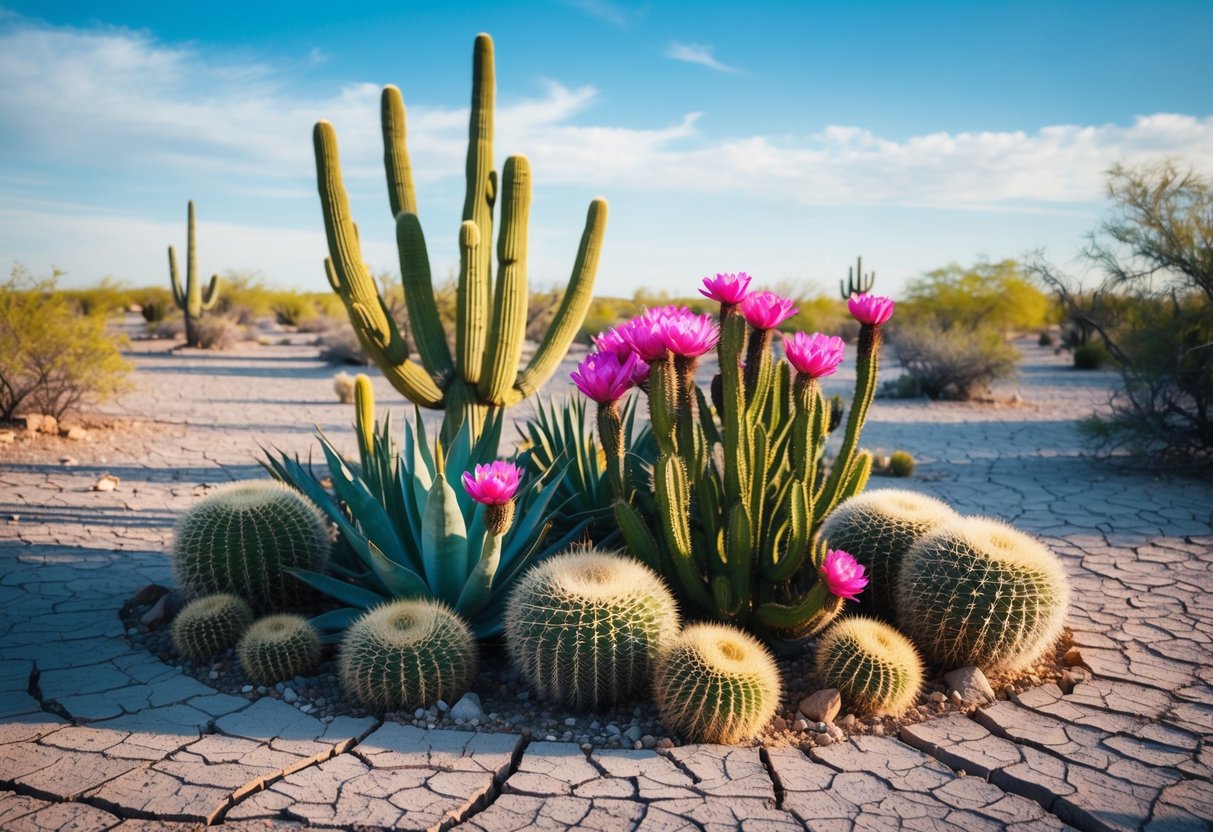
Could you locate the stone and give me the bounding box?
[798,688,841,723]
[126,584,170,607]
[140,592,183,628]
[945,665,996,706]
[63,426,89,441]
[1064,646,1084,666]
[0,430,14,443]
[450,692,484,723]
[92,474,120,492]
[22,413,56,434]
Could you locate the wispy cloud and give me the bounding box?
[559,0,632,27]
[666,42,742,74]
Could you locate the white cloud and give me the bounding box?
[559,0,633,27]
[666,42,742,74]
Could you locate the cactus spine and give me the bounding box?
[505,550,679,710]
[168,201,222,348]
[237,615,321,685]
[172,481,330,612]
[815,617,923,715]
[315,33,607,445]
[338,599,477,711]
[839,256,875,299]
[897,517,1070,672]
[171,593,253,661]
[654,623,781,744]
[818,489,956,620]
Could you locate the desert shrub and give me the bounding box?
[297,314,340,334]
[877,374,922,399]
[1038,331,1053,347]
[271,295,315,327]
[899,260,1051,333]
[317,324,369,365]
[1030,161,1213,466]
[888,320,1018,400]
[333,371,356,403]
[193,316,242,350]
[62,277,134,318]
[1073,341,1110,370]
[0,266,131,421]
[150,317,185,340]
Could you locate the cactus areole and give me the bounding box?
[313,33,607,446]
[575,278,895,649]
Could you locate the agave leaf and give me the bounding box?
[421,472,469,602]
[317,433,410,565]
[365,539,431,598]
[286,568,386,609]
[308,607,364,635]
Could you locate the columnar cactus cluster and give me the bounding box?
[574,275,894,646]
[313,33,606,445]
[167,200,222,348]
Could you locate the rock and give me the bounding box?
[838,714,856,729]
[949,690,964,707]
[62,425,88,441]
[792,718,809,733]
[641,734,657,749]
[871,723,885,736]
[241,685,254,694]
[944,666,996,706]
[771,716,787,732]
[450,692,484,723]
[60,456,78,466]
[0,430,14,443]
[623,725,643,743]
[928,691,947,704]
[128,584,170,607]
[814,731,834,746]
[1063,647,1084,666]
[92,474,120,492]
[656,738,674,749]
[798,688,842,723]
[22,413,57,434]
[435,699,449,713]
[282,688,298,704]
[140,591,183,628]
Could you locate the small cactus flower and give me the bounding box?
[820,548,868,602]
[658,311,720,358]
[699,272,752,305]
[741,291,798,331]
[848,292,895,327]
[783,332,846,379]
[571,351,641,404]
[620,317,669,362]
[594,327,649,383]
[461,461,523,506]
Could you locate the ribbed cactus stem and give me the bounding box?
[462,33,496,285]
[597,401,626,499]
[354,374,375,462]
[816,323,881,521]
[456,221,487,385]
[479,155,530,405]
[648,353,680,454]
[719,308,748,508]
[168,200,221,347]
[743,328,773,397]
[381,86,417,218]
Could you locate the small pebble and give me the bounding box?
[928,691,946,704]
[793,718,809,733]
[545,734,557,742]
[241,685,253,694]
[656,738,674,749]
[814,732,834,746]
[208,670,219,681]
[564,717,577,727]
[641,734,657,749]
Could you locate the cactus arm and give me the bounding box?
[815,324,881,520]
[514,198,608,397]
[462,33,495,287]
[755,580,842,636]
[324,257,341,292]
[396,213,454,377]
[168,246,185,309]
[354,374,375,464]
[456,221,489,385]
[186,200,200,317]
[314,120,443,407]
[478,155,530,404]
[200,274,221,311]
[381,85,417,218]
[719,308,749,508]
[656,453,714,611]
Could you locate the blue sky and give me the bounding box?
[2,1,1211,298]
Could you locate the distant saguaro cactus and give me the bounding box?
[839,256,875,299]
[314,33,607,445]
[168,201,222,348]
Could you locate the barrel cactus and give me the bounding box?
[815,617,923,716]
[897,517,1070,672]
[172,480,330,612]
[653,623,781,745]
[237,615,322,685]
[506,549,679,710]
[819,489,956,620]
[171,593,253,661]
[338,599,476,711]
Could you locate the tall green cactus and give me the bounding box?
[839,256,875,299]
[168,200,222,348]
[314,33,608,445]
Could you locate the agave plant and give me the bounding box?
[264,376,584,640]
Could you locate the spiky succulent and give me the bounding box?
[505,549,679,710]
[237,615,322,685]
[653,623,781,745]
[898,517,1070,672]
[338,599,476,711]
[888,450,914,478]
[818,489,956,620]
[172,480,330,612]
[815,617,923,715]
[171,593,253,661]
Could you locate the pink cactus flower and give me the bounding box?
[741,291,798,331]
[699,272,752,305]
[570,351,641,404]
[620,316,669,362]
[819,549,868,602]
[593,326,649,383]
[461,461,523,506]
[847,292,895,327]
[658,311,720,358]
[783,332,846,378]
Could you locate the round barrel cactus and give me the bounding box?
[171,593,253,661]
[819,489,956,620]
[237,615,321,685]
[653,623,781,745]
[897,517,1070,672]
[172,480,330,612]
[505,549,679,711]
[815,617,923,716]
[338,599,476,711]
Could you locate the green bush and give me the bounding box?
[889,320,1019,400]
[1073,341,1109,370]
[0,266,131,421]
[1038,331,1054,347]
[899,260,1051,333]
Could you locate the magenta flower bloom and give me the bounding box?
[819,549,868,602]
[783,332,846,378]
[699,272,752,305]
[847,293,895,327]
[571,351,641,404]
[461,461,523,506]
[620,316,669,361]
[658,311,720,358]
[741,291,798,331]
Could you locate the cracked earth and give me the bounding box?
[1,335,1211,830]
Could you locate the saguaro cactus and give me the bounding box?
[314,33,608,444]
[168,201,222,348]
[839,256,875,299]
